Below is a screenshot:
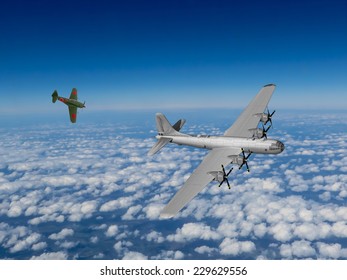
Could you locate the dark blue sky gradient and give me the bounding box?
[0,0,346,113]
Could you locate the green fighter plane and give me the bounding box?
[52,88,85,123]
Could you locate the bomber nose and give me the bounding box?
[278,141,285,152]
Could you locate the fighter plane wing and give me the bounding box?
[223,84,276,137]
[69,88,78,100]
[161,147,240,218]
[68,106,77,123]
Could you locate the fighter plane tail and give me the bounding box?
[148,113,186,156]
[52,90,58,103]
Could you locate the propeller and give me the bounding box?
[265,109,276,126]
[262,123,272,139]
[239,148,252,172]
[218,165,233,189]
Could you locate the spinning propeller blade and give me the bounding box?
[218,164,233,189]
[266,109,275,126]
[261,123,272,139]
[239,148,252,172]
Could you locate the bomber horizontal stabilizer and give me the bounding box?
[148,138,171,156]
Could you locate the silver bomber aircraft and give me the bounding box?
[148,84,284,218]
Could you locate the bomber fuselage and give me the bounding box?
[158,134,284,155]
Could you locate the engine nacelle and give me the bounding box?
[215,172,224,183]
[248,128,265,139]
[259,113,269,124]
[229,155,244,165]
[208,171,224,183]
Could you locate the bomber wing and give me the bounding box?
[68,106,77,123]
[69,88,78,100]
[161,147,240,218]
[224,84,276,137]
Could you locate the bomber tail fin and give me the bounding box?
[172,118,186,132]
[52,90,58,103]
[148,113,186,156]
[155,113,185,136]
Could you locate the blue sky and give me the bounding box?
[0,0,346,113]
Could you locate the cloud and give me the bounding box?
[41,176,77,187]
[90,236,99,244]
[293,223,330,241]
[66,200,98,222]
[105,225,119,237]
[145,231,165,243]
[219,238,256,256]
[317,242,347,259]
[100,197,135,212]
[31,242,47,251]
[30,252,68,260]
[280,240,316,258]
[167,223,221,242]
[0,223,45,254]
[152,250,185,260]
[179,197,214,220]
[58,241,79,249]
[113,240,133,254]
[10,232,41,253]
[122,205,142,220]
[7,204,23,217]
[298,209,314,222]
[331,222,347,238]
[49,228,74,240]
[253,223,267,238]
[143,203,164,220]
[270,222,293,242]
[122,251,148,260]
[195,246,216,255]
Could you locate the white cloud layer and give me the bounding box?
[0,112,346,259]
